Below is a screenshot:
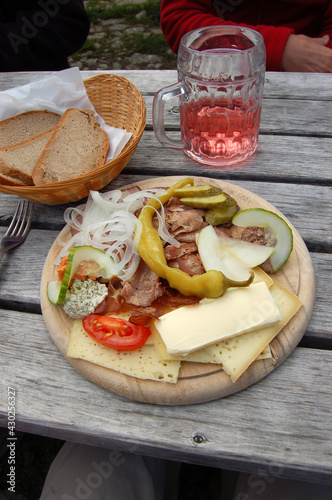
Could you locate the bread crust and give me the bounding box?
[32,108,110,185]
[0,173,25,186]
[0,110,60,148]
[0,130,53,185]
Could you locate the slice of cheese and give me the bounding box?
[150,322,271,364]
[208,281,302,382]
[252,266,274,287]
[150,267,274,364]
[150,323,220,364]
[256,345,272,360]
[67,320,181,383]
[155,282,282,355]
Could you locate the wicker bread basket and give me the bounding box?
[0,74,146,205]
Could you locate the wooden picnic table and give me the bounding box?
[0,70,331,486]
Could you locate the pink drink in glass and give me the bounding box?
[152,27,265,166]
[180,34,261,166]
[180,95,262,166]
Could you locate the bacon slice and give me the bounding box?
[168,253,204,276]
[94,295,122,315]
[120,299,165,325]
[165,205,206,236]
[214,226,233,238]
[164,242,198,260]
[120,259,164,307]
[164,242,204,276]
[158,287,202,307]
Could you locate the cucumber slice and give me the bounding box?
[232,208,293,272]
[48,245,115,307]
[47,280,62,305]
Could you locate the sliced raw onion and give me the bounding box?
[57,187,178,278]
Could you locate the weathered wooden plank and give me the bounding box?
[0,228,57,309]
[100,70,332,101]
[301,253,332,349]
[113,69,332,101]
[1,71,332,102]
[0,308,332,483]
[263,71,332,100]
[0,71,331,138]
[0,70,177,94]
[127,131,332,184]
[0,132,331,218]
[143,95,332,137]
[261,98,332,136]
[0,71,50,91]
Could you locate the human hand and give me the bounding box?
[282,34,332,72]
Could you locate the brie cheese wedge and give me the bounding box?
[154,282,282,355]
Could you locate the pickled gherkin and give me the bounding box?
[205,204,238,225]
[180,192,237,209]
[174,184,222,198]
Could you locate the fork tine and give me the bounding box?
[12,202,28,237]
[19,201,33,238]
[0,200,33,262]
[4,201,24,237]
[4,200,33,238]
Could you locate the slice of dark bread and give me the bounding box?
[0,110,60,148]
[0,130,53,185]
[0,173,25,186]
[32,108,110,185]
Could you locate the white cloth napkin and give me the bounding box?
[0,67,132,161]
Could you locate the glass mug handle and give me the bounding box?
[152,82,185,149]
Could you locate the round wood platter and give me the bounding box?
[41,176,315,405]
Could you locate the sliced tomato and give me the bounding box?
[82,314,151,351]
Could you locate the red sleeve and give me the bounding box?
[160,0,294,71]
[319,1,332,49]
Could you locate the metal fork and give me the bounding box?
[0,200,33,262]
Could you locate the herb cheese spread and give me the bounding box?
[62,278,108,319]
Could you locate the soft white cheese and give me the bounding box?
[154,282,282,355]
[62,278,108,319]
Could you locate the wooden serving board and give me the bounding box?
[40,176,315,405]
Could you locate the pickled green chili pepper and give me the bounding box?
[137,178,253,298]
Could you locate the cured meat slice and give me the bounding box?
[121,259,164,307]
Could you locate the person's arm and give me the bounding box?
[321,0,332,48]
[0,0,90,71]
[282,34,332,72]
[281,0,332,73]
[160,0,294,71]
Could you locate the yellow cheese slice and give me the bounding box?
[150,323,272,364]
[152,280,299,383]
[67,320,181,383]
[65,273,297,385]
[256,345,272,360]
[209,280,302,382]
[252,266,274,287]
[155,282,282,355]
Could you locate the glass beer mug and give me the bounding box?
[153,26,266,166]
